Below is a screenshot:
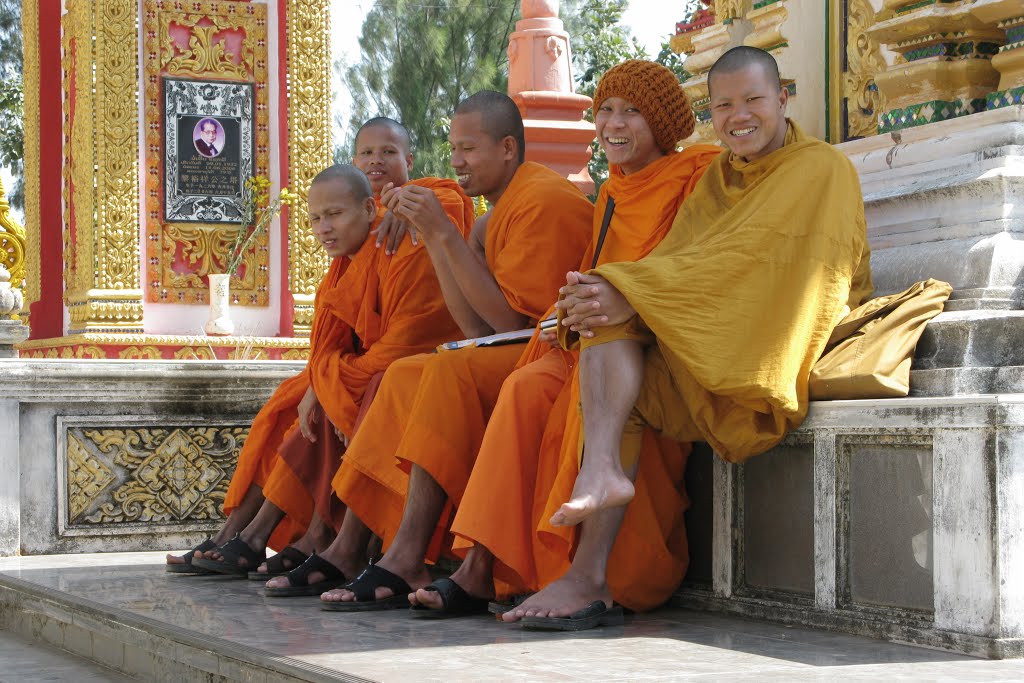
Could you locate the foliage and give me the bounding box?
[0,0,21,210]
[337,0,520,179]
[223,177,295,276]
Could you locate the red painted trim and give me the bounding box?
[29,0,66,339]
[276,0,294,337]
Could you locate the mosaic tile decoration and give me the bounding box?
[878,98,987,134]
[986,86,1024,111]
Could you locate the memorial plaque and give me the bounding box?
[163,78,255,223]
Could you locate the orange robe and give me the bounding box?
[450,147,722,611]
[334,162,593,557]
[224,179,473,551]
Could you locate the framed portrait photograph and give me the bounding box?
[163,78,256,223]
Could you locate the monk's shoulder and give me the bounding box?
[510,162,592,214]
[787,138,858,179]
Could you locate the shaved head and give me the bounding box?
[708,46,781,95]
[455,91,526,163]
[310,163,373,201]
[355,116,412,153]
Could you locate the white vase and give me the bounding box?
[204,273,235,336]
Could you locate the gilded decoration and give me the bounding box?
[66,426,248,526]
[829,0,886,141]
[62,0,145,333]
[19,0,39,312]
[0,176,26,288]
[286,0,333,335]
[143,0,270,306]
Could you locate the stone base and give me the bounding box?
[0,359,303,556]
[0,319,28,358]
[679,396,1024,658]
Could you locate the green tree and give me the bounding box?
[0,0,23,210]
[338,0,520,178]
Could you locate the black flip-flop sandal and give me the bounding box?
[165,538,217,574]
[320,563,412,612]
[409,577,490,619]
[191,535,266,577]
[519,600,625,631]
[263,553,349,597]
[247,546,310,581]
[488,593,533,615]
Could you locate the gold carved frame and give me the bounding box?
[828,0,886,142]
[143,0,270,306]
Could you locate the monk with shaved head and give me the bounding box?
[263,90,593,605]
[496,46,873,629]
[168,120,475,581]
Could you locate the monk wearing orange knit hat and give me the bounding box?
[411,60,720,619]
[166,119,474,581]
[501,46,872,630]
[264,91,594,605]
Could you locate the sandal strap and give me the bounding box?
[347,564,411,603]
[284,553,346,587]
[182,538,216,565]
[264,546,309,574]
[214,535,264,568]
[421,577,488,614]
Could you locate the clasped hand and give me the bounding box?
[379,183,454,244]
[555,271,634,339]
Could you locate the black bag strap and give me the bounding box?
[589,196,616,270]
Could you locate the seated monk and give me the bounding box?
[500,46,874,629]
[412,60,721,618]
[166,122,473,578]
[264,91,593,604]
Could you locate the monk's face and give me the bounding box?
[709,63,788,162]
[354,125,413,195]
[449,111,515,197]
[307,178,377,258]
[595,97,664,175]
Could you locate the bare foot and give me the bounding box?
[320,554,430,603]
[501,571,611,622]
[549,465,635,527]
[408,561,494,610]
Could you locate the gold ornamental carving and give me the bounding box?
[66,426,248,526]
[62,0,145,333]
[830,0,886,141]
[286,0,333,335]
[0,176,25,288]
[143,0,270,307]
[19,0,40,312]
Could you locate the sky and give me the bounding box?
[329,1,685,146]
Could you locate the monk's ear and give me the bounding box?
[501,135,518,162]
[777,84,789,113]
[363,196,377,222]
[405,151,414,172]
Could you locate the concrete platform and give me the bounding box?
[2,553,1024,682]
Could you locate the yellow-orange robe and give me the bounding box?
[333,161,593,557]
[450,146,722,611]
[224,179,473,551]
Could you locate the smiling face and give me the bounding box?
[353,124,413,195]
[307,177,377,258]
[448,111,516,200]
[595,97,664,175]
[200,122,217,145]
[709,63,788,162]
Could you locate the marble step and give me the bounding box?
[0,628,137,683]
[0,572,367,683]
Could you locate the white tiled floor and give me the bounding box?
[2,552,1023,682]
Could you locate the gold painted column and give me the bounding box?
[20,0,39,315]
[62,0,143,333]
[285,0,333,336]
[828,0,886,142]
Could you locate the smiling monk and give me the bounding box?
[264,91,593,605]
[496,46,873,630]
[409,60,721,619]
[167,120,473,580]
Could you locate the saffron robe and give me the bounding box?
[333,161,593,556]
[450,146,722,611]
[225,179,473,551]
[571,121,874,466]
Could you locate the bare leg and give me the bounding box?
[504,457,639,622]
[254,510,335,575]
[409,544,495,609]
[321,464,444,602]
[168,484,265,565]
[267,504,372,590]
[198,500,285,567]
[551,339,643,527]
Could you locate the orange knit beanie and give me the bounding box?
[592,60,696,153]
